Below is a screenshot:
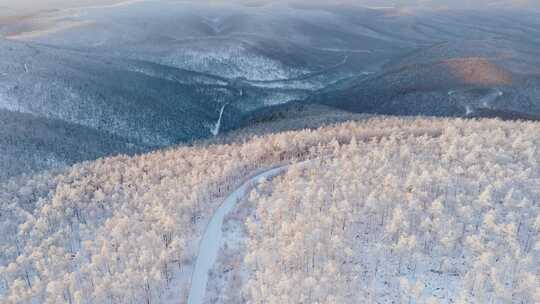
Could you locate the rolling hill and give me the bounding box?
[1,1,540,182]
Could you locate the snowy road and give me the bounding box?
[211,104,227,136]
[184,129,444,303]
[186,164,294,304]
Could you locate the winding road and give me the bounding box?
[184,129,445,304]
[186,164,294,304]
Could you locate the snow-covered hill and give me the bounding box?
[1,117,539,303]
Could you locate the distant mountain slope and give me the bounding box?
[0,2,404,181]
[0,109,145,180]
[308,38,540,118]
[0,36,321,180]
[2,0,402,82]
[218,101,369,142]
[0,38,245,146]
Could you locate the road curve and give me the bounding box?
[186,164,293,304]
[185,129,444,304]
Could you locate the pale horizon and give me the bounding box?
[0,0,537,15]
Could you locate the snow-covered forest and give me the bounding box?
[1,117,539,303]
[242,121,540,303]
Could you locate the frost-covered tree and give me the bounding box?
[241,118,540,304]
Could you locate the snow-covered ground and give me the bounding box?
[479,89,504,108]
[448,88,506,116]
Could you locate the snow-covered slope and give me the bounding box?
[1,117,539,303]
[0,38,239,146]
[0,109,144,180]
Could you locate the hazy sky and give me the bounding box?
[0,0,536,16]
